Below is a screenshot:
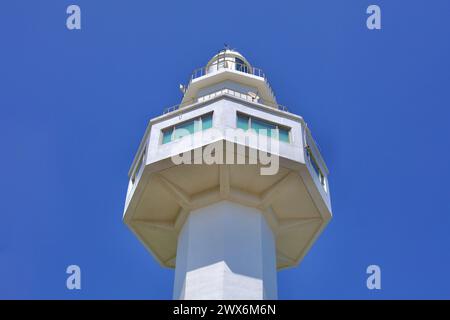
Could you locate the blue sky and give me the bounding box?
[1,0,450,299]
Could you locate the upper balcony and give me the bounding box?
[180,49,277,107]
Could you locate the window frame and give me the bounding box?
[306,146,327,192]
[131,147,146,185]
[236,112,291,143]
[235,57,249,73]
[161,112,213,145]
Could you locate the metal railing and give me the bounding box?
[163,104,180,114]
[277,105,289,112]
[191,63,266,80]
[163,88,288,115]
[191,67,207,80]
[187,63,275,100]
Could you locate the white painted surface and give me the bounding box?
[173,201,277,300]
[147,98,305,169]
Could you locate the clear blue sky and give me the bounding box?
[1,0,449,299]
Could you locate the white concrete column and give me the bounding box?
[173,201,277,300]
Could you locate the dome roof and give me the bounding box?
[206,49,252,69]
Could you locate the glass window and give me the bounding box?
[237,114,249,130]
[279,128,290,143]
[135,158,143,176]
[174,120,195,140]
[251,118,276,137]
[307,148,327,191]
[161,113,213,144]
[319,172,325,186]
[235,58,248,73]
[307,148,325,187]
[162,128,173,144]
[237,113,290,143]
[202,113,213,130]
[132,149,146,184]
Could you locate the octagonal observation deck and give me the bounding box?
[123,49,332,271]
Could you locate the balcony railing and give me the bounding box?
[187,62,276,101]
[163,104,180,114]
[277,104,289,112]
[190,63,266,80]
[163,88,289,114]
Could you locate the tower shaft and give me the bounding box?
[173,201,277,300]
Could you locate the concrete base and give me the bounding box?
[173,201,277,300]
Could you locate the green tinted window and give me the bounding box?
[237,113,290,142]
[279,128,290,142]
[161,113,213,144]
[202,113,212,130]
[251,118,276,137]
[308,149,321,178]
[162,128,173,144]
[237,114,249,130]
[174,120,195,140]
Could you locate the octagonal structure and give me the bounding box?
[124,97,331,270]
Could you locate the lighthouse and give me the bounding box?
[123,49,332,300]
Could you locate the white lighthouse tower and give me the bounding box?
[123,49,332,300]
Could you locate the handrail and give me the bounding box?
[163,88,289,115]
[277,105,289,112]
[191,63,266,80]
[187,63,275,100]
[163,104,180,114]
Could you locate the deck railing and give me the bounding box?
[187,62,275,100]
[163,88,289,114]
